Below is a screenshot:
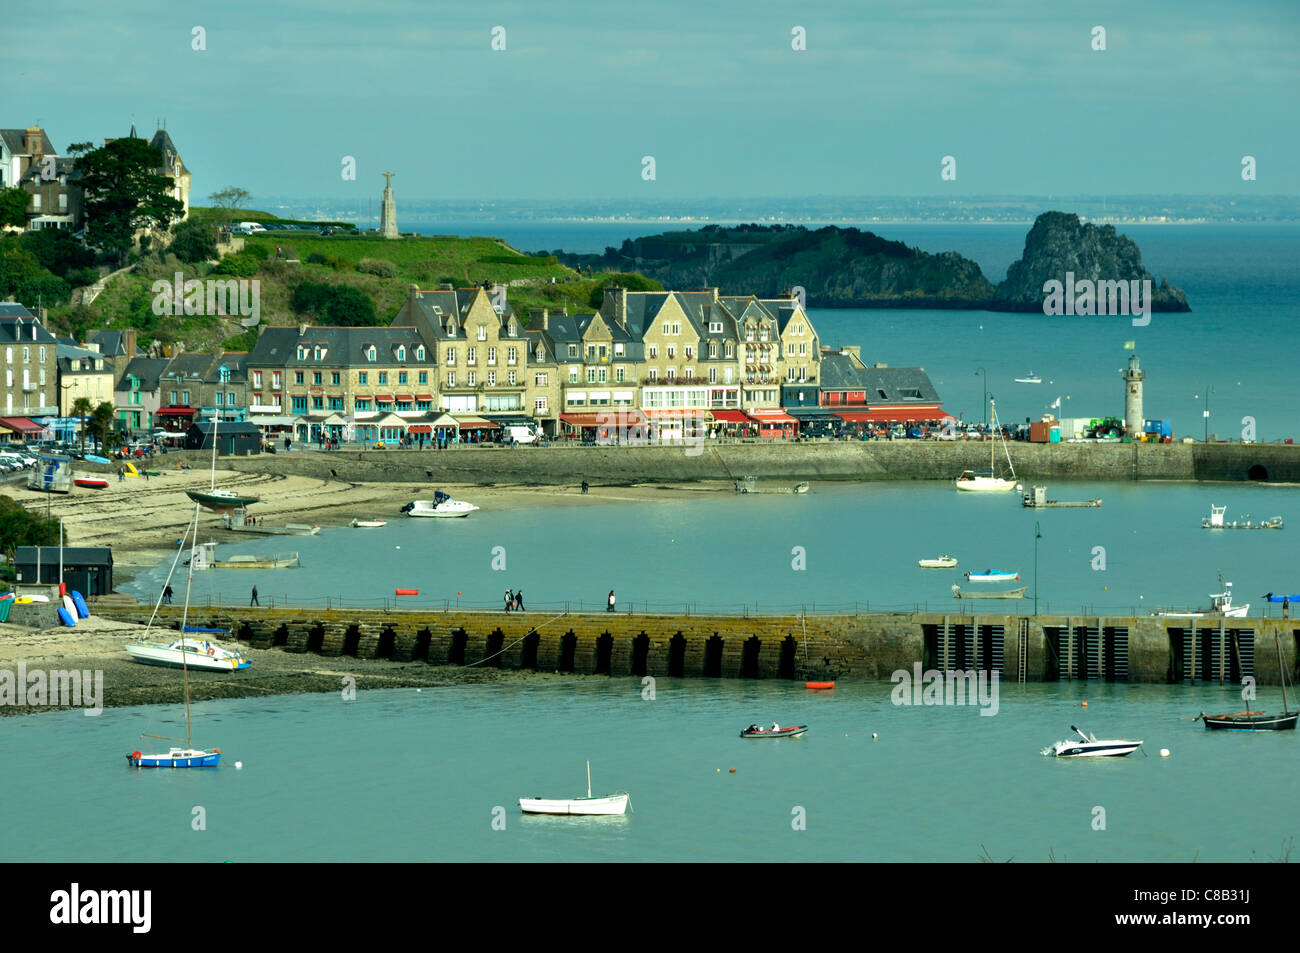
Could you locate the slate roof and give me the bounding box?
[0,315,57,343]
[56,342,110,373]
[117,358,170,392]
[0,129,57,156]
[0,304,34,319]
[248,326,435,367]
[87,330,131,357]
[820,354,941,403]
[149,129,189,175]
[18,156,75,185]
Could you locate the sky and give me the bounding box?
[9,0,1299,203]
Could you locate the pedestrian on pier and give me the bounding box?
[1284,596,1290,620]
[162,584,173,605]
[514,590,524,611]
[607,589,616,612]
[250,585,259,607]
[504,589,513,612]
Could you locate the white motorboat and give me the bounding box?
[401,491,479,518]
[1015,373,1043,384]
[126,637,250,671]
[919,555,958,569]
[350,519,387,528]
[1152,573,1250,619]
[1042,726,1143,758]
[965,570,1019,582]
[519,761,630,816]
[956,400,1018,492]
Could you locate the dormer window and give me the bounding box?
[366,345,377,362]
[396,345,406,361]
[415,345,425,361]
[297,345,308,360]
[508,321,517,337]
[447,320,457,337]
[535,345,544,361]
[477,325,487,341]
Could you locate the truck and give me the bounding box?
[506,424,538,444]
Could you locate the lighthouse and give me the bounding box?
[1123,353,1144,435]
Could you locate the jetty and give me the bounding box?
[734,476,810,494]
[1021,486,1101,508]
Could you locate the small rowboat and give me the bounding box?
[805,681,835,690]
[919,555,958,569]
[351,519,387,528]
[965,570,1019,582]
[740,724,808,739]
[74,478,109,490]
[519,761,629,816]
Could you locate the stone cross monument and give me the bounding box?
[380,172,398,239]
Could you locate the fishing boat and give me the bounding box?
[401,491,479,518]
[519,761,629,816]
[73,477,109,490]
[350,519,387,528]
[1152,572,1249,619]
[1042,726,1143,758]
[125,504,223,769]
[919,555,958,569]
[965,570,1019,582]
[955,400,1018,491]
[1201,504,1283,530]
[952,584,1026,600]
[1197,632,1297,731]
[187,541,299,570]
[125,637,250,671]
[740,724,808,738]
[1015,373,1043,384]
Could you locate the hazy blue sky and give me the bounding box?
[12,0,1298,202]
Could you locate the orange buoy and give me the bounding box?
[729,768,735,773]
[1081,700,1088,707]
[805,681,835,690]
[395,589,419,596]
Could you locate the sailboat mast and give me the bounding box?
[209,410,219,491]
[586,760,592,799]
[179,503,202,746]
[1277,633,1291,716]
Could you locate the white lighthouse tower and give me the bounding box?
[1123,353,1144,436]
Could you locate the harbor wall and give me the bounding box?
[186,441,1300,486]
[90,605,1300,685]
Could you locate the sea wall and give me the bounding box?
[90,605,1300,685]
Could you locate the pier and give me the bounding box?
[90,605,1299,686]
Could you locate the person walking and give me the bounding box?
[607,589,616,613]
[504,588,513,612]
[1284,596,1290,620]
[514,589,524,611]
[162,584,173,605]
[250,585,259,607]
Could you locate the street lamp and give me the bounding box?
[975,368,988,427]
[1034,521,1042,615]
[1203,384,1215,443]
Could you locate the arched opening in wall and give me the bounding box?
[376,627,396,660]
[342,625,362,657]
[594,632,613,675]
[483,629,504,668]
[306,624,325,654]
[520,630,540,670]
[741,636,761,679]
[703,635,724,678]
[237,622,255,643]
[1248,464,1268,481]
[631,633,650,677]
[413,628,432,663]
[558,632,577,673]
[450,629,468,666]
[271,624,288,648]
[668,633,686,678]
[778,636,797,679]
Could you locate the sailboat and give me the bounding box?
[185,411,260,513]
[956,399,1018,491]
[1196,632,1297,731]
[519,761,630,815]
[125,504,223,768]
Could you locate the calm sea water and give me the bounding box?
[120,481,1296,618]
[4,679,1297,862]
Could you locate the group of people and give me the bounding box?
[745,723,781,733]
[503,588,524,612]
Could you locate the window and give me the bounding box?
[467,371,476,386]
[666,367,676,380]
[312,396,324,410]
[586,368,596,383]
[395,399,412,411]
[23,346,29,363]
[477,325,487,341]
[313,372,322,385]
[446,348,456,366]
[354,399,371,410]
[709,342,718,358]
[216,392,224,406]
[709,367,717,383]
[415,345,425,360]
[662,323,669,335]
[614,343,624,356]
[467,347,476,363]
[170,390,178,405]
[615,366,625,383]
[725,343,735,359]
[709,321,723,333]
[367,346,377,362]
[569,392,586,406]
[331,372,341,385]
[672,323,680,335]
[396,345,406,361]
[667,345,676,359]
[272,372,282,390]
[418,371,427,384]
[597,368,606,383]
[398,372,408,384]
[378,372,388,385]
[568,344,578,358]
[534,373,548,386]
[899,388,923,400]
[182,391,190,405]
[228,391,236,406]
[685,346,693,359]
[416,399,432,411]
[39,347,46,364]
[684,367,693,380]
[447,372,456,387]
[253,371,263,388]
[535,397,548,413]
[760,327,770,342]
[358,372,368,385]
[487,372,496,386]
[508,371,516,385]
[508,347,517,365]
[648,369,657,381]
[508,321,517,337]
[488,347,497,365]
[745,327,754,342]
[295,371,304,385]
[799,343,807,356]
[648,345,658,359]
[535,345,545,361]
[291,396,307,412]
[329,397,344,410]
[297,345,308,360]
[568,368,579,383]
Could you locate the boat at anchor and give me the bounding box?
[1042,726,1143,758]
[1201,504,1282,530]
[965,570,1019,582]
[956,400,1018,492]
[519,761,629,816]
[919,555,958,569]
[1152,572,1249,618]
[1196,632,1296,731]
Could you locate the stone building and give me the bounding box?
[0,307,58,418]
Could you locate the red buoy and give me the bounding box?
[395,589,419,596]
[805,681,835,690]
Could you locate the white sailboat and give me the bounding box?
[956,399,1018,491]
[519,761,630,816]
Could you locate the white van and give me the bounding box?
[506,425,538,444]
[231,222,267,235]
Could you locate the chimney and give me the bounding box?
[704,286,719,301]
[438,282,454,291]
[529,308,549,330]
[555,307,567,317]
[409,283,420,307]
[122,328,139,357]
[24,127,43,159]
[298,322,309,336]
[605,285,627,327]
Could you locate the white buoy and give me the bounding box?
[1160,748,1170,758]
[872,732,878,739]
[235,761,243,769]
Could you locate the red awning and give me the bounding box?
[710,410,749,423]
[415,394,434,401]
[747,409,797,424]
[407,425,432,434]
[156,407,197,416]
[0,416,45,433]
[454,416,500,429]
[396,395,414,401]
[559,411,645,428]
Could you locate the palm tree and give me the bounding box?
[71,396,93,455]
[88,401,116,455]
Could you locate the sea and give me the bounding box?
[4,223,1298,863]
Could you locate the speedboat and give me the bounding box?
[740,724,808,739]
[919,555,958,569]
[401,490,479,518]
[965,570,1019,582]
[519,761,629,816]
[1042,726,1143,758]
[125,637,251,671]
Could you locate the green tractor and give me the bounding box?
[1088,416,1125,439]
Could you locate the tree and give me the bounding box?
[0,187,28,228]
[71,397,94,454]
[0,244,44,298]
[208,187,251,216]
[88,401,116,453]
[15,274,71,311]
[65,142,94,157]
[169,218,218,264]
[76,137,183,266]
